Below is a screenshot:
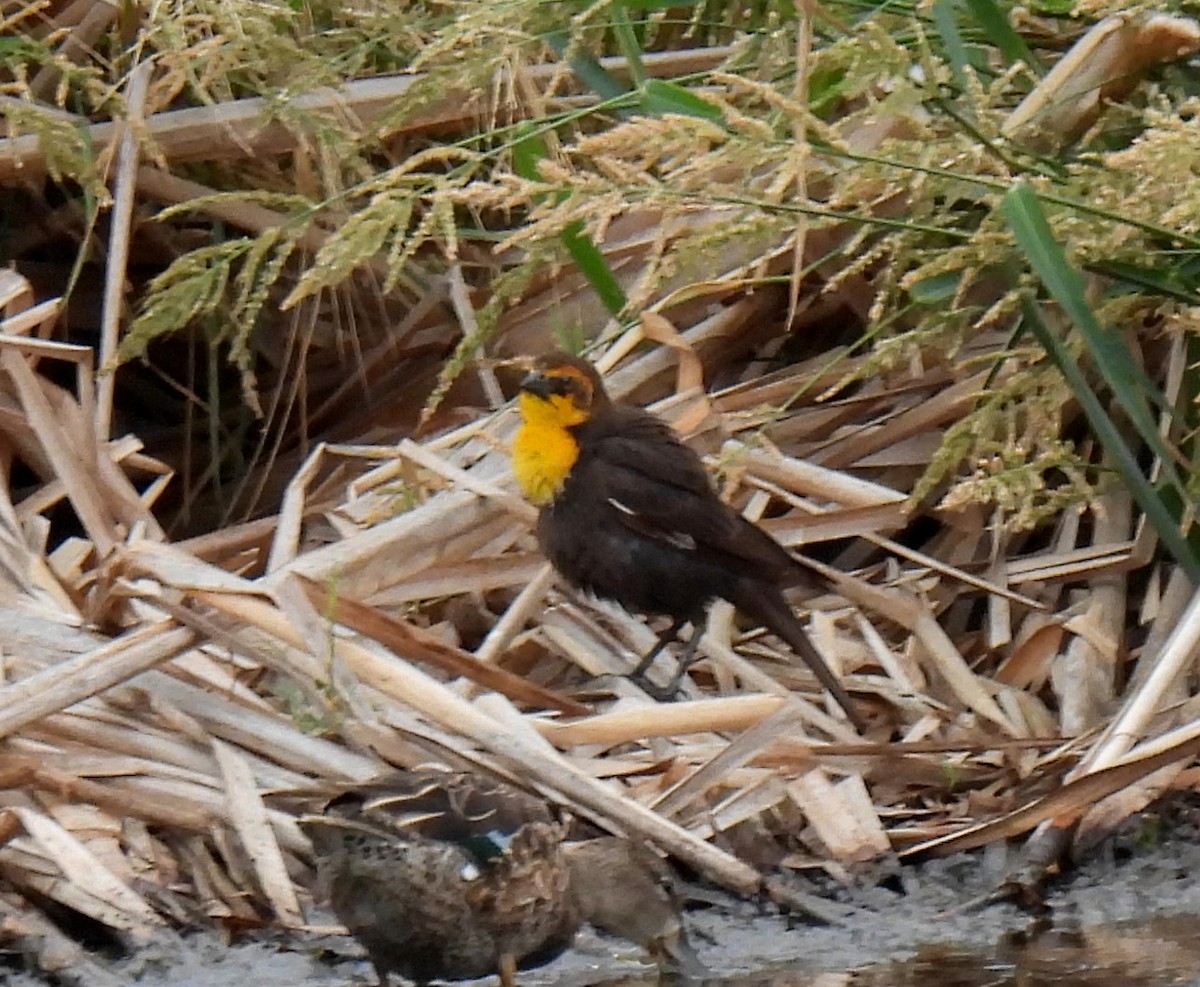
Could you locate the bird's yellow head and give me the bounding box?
[516,353,605,428]
[512,352,608,505]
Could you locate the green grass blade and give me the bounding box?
[931,0,971,93]
[544,29,629,103]
[562,221,627,316]
[641,79,723,120]
[1014,290,1200,580]
[963,0,1040,70]
[611,4,646,87]
[1003,183,1182,488]
[617,0,703,8]
[511,123,550,181]
[512,124,627,318]
[1087,260,1200,306]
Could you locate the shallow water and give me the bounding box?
[693,915,1200,987]
[8,915,1200,986]
[11,834,1200,987]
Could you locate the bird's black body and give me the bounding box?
[518,353,863,730]
[538,405,803,623]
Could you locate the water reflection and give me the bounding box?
[661,914,1200,987]
[856,916,1200,987]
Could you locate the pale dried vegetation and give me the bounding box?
[2,0,1200,979]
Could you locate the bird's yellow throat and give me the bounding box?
[513,391,584,506]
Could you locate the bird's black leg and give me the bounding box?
[659,622,705,696]
[630,620,705,700]
[628,618,687,681]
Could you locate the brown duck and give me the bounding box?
[299,769,698,987]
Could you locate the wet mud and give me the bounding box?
[7,799,1200,987]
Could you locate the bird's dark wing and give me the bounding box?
[572,409,798,579]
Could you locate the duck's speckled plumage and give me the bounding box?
[300,769,698,987]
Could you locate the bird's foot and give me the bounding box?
[630,654,701,702]
[632,674,681,702]
[628,621,703,701]
[498,953,518,987]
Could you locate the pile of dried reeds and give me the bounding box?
[4,2,1200,981]
[0,256,1197,974]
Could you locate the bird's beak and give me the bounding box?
[519,371,556,399]
[650,925,706,980]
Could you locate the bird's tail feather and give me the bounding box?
[734,585,865,731]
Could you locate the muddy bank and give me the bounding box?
[7,802,1200,986]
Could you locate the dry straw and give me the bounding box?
[2,5,1200,979]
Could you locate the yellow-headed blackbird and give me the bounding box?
[512,351,863,731]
